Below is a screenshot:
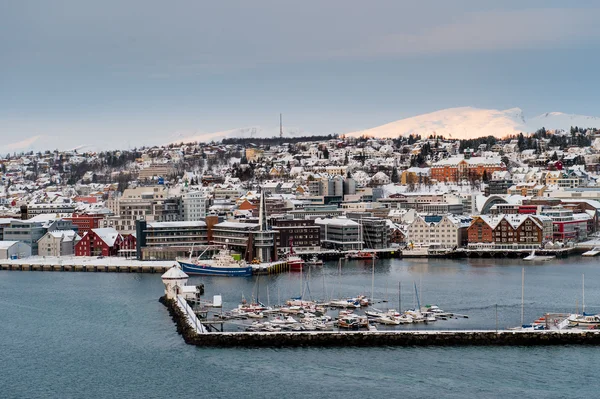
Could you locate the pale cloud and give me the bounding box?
[329,8,600,58]
[2,135,43,153]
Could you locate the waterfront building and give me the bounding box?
[314,217,363,251]
[346,213,389,249]
[135,221,208,260]
[37,230,79,257]
[0,241,31,259]
[541,207,589,242]
[4,220,47,255]
[467,214,553,248]
[407,215,467,249]
[75,228,123,257]
[271,216,320,253]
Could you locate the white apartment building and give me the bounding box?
[407,215,464,248]
[182,191,207,221]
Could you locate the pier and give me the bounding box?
[161,296,600,347]
[0,256,175,273]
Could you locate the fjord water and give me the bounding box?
[1,257,600,398]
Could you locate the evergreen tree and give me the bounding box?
[391,167,399,183]
[482,170,489,183]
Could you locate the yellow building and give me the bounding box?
[245,148,264,162]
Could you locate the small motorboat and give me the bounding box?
[523,250,555,262]
[345,251,377,260]
[305,255,324,267]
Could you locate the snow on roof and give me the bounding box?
[161,265,189,280]
[314,217,359,227]
[433,156,503,167]
[148,221,206,228]
[215,221,259,229]
[0,240,20,249]
[91,228,121,247]
[47,230,78,240]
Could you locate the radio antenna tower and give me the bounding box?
[279,113,283,140]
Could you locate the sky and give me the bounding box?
[2,0,600,152]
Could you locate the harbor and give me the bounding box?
[160,254,600,347]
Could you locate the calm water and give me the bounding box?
[1,257,600,398]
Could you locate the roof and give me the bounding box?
[214,221,260,230]
[148,221,207,229]
[161,265,189,280]
[0,240,21,249]
[433,156,503,167]
[314,217,359,227]
[91,228,121,247]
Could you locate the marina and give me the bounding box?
[4,255,600,397]
[160,255,600,346]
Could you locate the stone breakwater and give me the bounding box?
[160,296,600,347]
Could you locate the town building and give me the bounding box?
[37,230,79,257]
[182,190,207,221]
[431,155,505,182]
[314,217,363,251]
[135,220,208,260]
[271,216,321,253]
[407,215,467,249]
[75,228,123,257]
[0,241,31,259]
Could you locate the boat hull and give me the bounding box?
[289,261,304,272]
[178,261,253,277]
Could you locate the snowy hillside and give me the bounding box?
[345,107,600,139]
[168,126,314,145]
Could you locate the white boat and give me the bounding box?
[582,247,600,257]
[568,314,600,326]
[365,310,384,318]
[271,316,299,325]
[329,299,361,309]
[376,315,401,325]
[305,255,324,267]
[523,250,555,262]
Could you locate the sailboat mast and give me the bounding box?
[583,273,585,315]
[398,281,401,312]
[521,267,525,326]
[371,256,375,305]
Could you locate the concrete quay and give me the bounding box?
[0,256,175,273]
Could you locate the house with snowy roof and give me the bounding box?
[75,227,123,257]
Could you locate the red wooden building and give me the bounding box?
[75,228,123,257]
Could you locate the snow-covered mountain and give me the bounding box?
[346,107,600,140]
[528,112,600,132]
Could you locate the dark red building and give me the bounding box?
[75,228,123,257]
[66,214,105,235]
